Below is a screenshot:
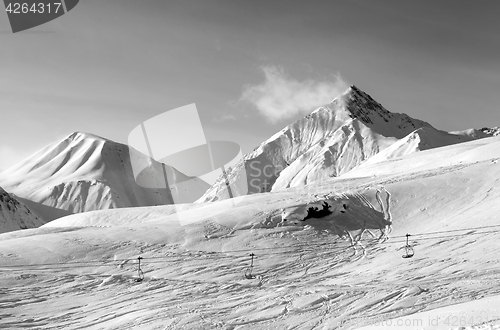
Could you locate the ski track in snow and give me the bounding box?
[2,139,500,329]
[3,202,500,330]
[3,241,500,330]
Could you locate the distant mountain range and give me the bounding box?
[0,85,498,233]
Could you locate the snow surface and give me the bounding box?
[354,294,500,330]
[0,132,210,223]
[2,134,500,329]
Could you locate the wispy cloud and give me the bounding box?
[241,66,348,123]
[212,113,237,123]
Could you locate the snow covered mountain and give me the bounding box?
[0,132,210,222]
[449,127,500,138]
[481,127,500,136]
[0,185,44,233]
[199,85,478,202]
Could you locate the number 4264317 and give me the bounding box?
[5,2,63,14]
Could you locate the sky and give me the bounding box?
[0,0,499,171]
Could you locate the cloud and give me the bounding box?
[241,66,349,123]
[212,113,237,123]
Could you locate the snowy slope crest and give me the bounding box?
[358,126,475,167]
[0,186,44,233]
[0,132,210,221]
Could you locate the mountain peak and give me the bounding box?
[337,85,391,123]
[330,85,433,136]
[65,131,109,142]
[199,85,439,202]
[342,84,369,97]
[346,84,361,94]
[0,132,210,222]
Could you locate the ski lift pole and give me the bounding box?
[402,233,415,259]
[245,253,256,279]
[136,256,144,282]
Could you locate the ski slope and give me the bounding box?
[1,135,500,329]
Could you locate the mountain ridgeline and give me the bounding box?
[198,86,494,202]
[0,85,498,231]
